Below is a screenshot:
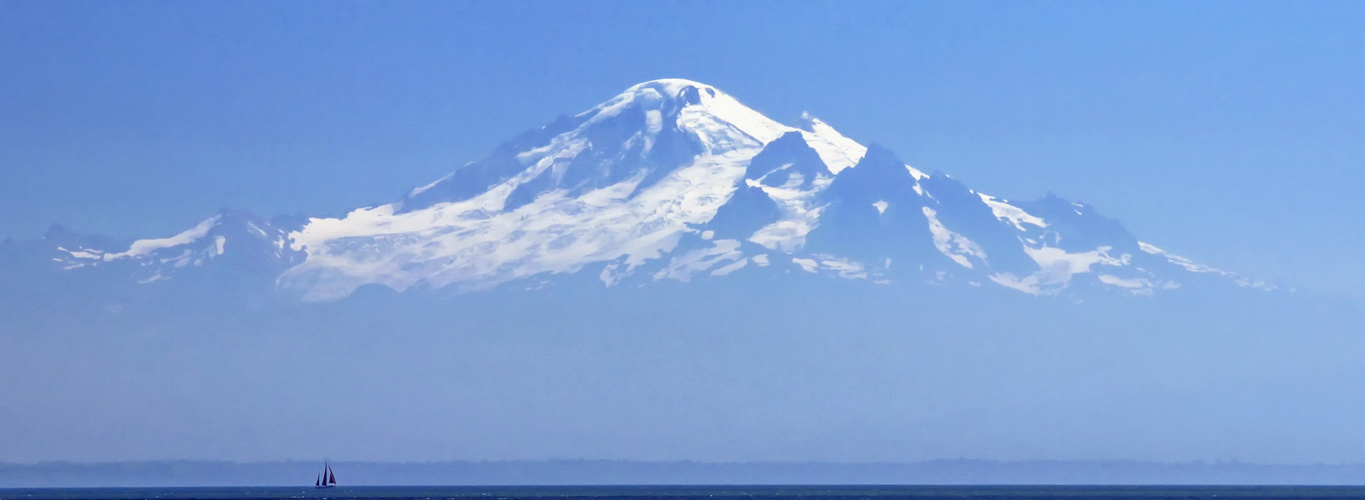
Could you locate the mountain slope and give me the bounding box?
[278,79,868,300]
[31,209,303,284]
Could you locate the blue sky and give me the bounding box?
[2,0,1362,301]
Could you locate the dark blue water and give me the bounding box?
[7,486,1365,500]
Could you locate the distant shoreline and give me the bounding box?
[5,460,1365,488]
[11,485,1365,500]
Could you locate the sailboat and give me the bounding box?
[314,462,336,489]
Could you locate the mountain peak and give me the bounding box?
[576,78,787,151]
[585,79,726,120]
[625,78,720,97]
[793,111,824,131]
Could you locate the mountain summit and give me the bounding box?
[18,79,1269,302]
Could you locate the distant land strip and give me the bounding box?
[5,460,1365,487]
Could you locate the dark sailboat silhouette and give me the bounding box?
[314,462,336,489]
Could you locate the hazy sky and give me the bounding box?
[2,1,1362,301]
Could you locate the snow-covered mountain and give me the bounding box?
[9,79,1269,301]
[39,209,303,284]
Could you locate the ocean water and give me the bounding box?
[6,486,1365,500]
